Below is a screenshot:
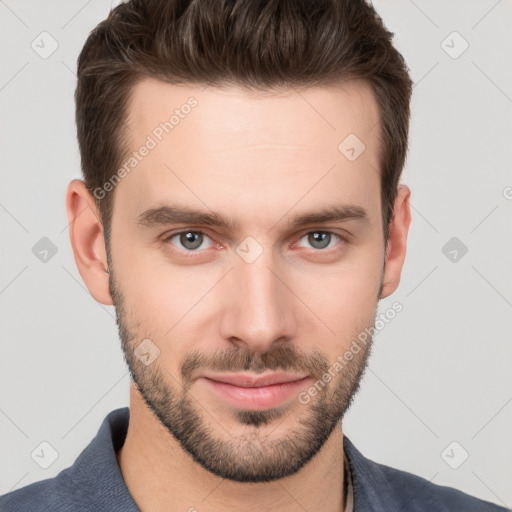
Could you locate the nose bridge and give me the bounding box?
[220,241,295,352]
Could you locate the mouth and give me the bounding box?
[198,372,311,410]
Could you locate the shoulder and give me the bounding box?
[375,461,508,511]
[0,408,134,512]
[343,436,510,511]
[0,471,92,512]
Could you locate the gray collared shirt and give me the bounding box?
[0,407,509,511]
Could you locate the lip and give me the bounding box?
[199,372,311,410]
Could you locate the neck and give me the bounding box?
[117,384,345,512]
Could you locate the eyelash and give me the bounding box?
[161,229,347,256]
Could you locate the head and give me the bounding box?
[67,0,412,482]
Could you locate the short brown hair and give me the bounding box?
[75,0,413,246]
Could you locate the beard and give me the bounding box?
[109,266,376,483]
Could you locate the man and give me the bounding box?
[0,0,508,510]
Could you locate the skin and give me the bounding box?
[66,78,411,511]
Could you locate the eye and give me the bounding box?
[296,231,343,250]
[165,231,215,252]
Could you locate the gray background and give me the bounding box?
[1,0,511,506]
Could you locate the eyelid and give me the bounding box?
[294,227,350,240]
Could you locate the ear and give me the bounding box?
[65,179,113,305]
[380,185,411,299]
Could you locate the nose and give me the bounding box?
[219,247,297,354]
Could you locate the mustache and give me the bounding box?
[180,344,330,383]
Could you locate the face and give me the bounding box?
[104,79,387,482]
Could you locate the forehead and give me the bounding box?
[116,78,381,223]
[126,78,380,150]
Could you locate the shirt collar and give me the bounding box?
[343,434,414,511]
[61,407,139,511]
[343,450,354,512]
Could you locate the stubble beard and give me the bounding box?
[109,268,376,483]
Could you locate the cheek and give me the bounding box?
[293,248,383,350]
[109,238,180,336]
[124,273,199,336]
[114,251,222,361]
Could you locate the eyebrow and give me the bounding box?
[136,204,367,231]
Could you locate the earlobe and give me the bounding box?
[380,185,412,299]
[65,179,113,305]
